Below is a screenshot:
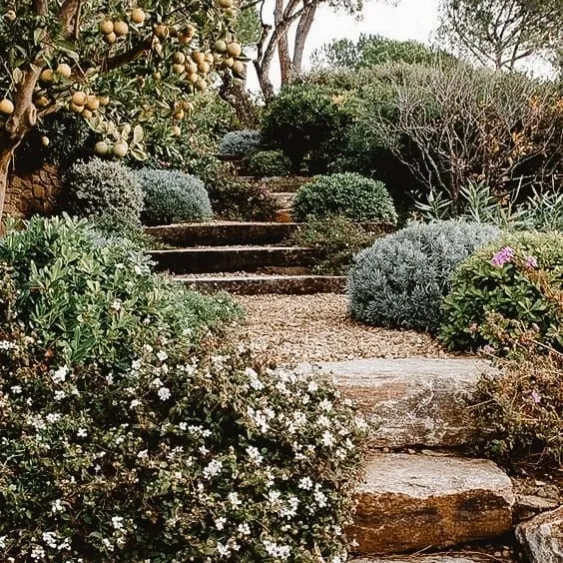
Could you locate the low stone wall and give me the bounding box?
[5,164,62,218]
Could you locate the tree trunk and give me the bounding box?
[0,147,14,224]
[293,3,317,76]
[219,75,260,128]
[254,60,276,100]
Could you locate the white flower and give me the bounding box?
[245,446,263,465]
[246,368,264,391]
[77,428,88,438]
[142,344,153,354]
[46,413,61,424]
[237,523,251,536]
[267,490,281,503]
[355,416,368,431]
[0,340,17,351]
[134,265,143,275]
[30,546,46,560]
[313,488,328,507]
[111,300,122,311]
[52,366,68,383]
[203,459,223,479]
[216,542,230,557]
[307,381,319,393]
[178,422,187,431]
[214,517,227,531]
[137,449,149,459]
[319,399,333,412]
[298,477,313,490]
[111,516,124,530]
[150,377,162,388]
[156,350,168,362]
[102,538,114,551]
[263,539,291,560]
[157,387,171,401]
[54,390,66,402]
[131,359,142,371]
[0,536,6,549]
[42,531,58,548]
[129,399,142,409]
[10,385,22,395]
[321,431,335,448]
[228,492,242,508]
[106,374,114,384]
[317,415,331,428]
[51,499,64,514]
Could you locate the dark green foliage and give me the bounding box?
[293,172,397,224]
[247,150,292,177]
[218,129,261,158]
[261,84,354,174]
[348,220,501,332]
[136,168,213,226]
[207,177,278,221]
[292,216,383,275]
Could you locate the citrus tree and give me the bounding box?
[0,0,245,221]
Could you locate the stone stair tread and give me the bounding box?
[294,358,493,449]
[176,273,346,295]
[151,245,311,252]
[351,555,493,562]
[350,453,515,556]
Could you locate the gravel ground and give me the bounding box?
[231,293,461,365]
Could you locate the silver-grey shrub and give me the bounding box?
[218,129,261,157]
[348,220,501,332]
[136,169,213,226]
[65,158,143,225]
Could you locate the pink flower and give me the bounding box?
[482,344,495,355]
[491,247,515,268]
[525,255,538,269]
[530,390,541,404]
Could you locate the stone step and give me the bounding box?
[149,246,317,275]
[295,358,494,449]
[239,175,311,193]
[145,222,299,247]
[272,192,296,209]
[176,274,346,295]
[516,506,563,563]
[350,453,515,556]
[352,556,493,562]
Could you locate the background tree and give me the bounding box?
[248,0,367,99]
[0,0,243,221]
[437,0,562,71]
[312,34,457,69]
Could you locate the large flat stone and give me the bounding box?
[352,556,491,562]
[516,506,563,563]
[296,358,493,449]
[350,453,515,555]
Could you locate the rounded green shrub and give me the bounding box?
[64,158,143,227]
[293,172,397,224]
[218,129,261,158]
[348,220,501,332]
[0,216,366,562]
[247,150,292,177]
[439,231,563,352]
[136,168,213,226]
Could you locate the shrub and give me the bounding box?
[474,349,562,466]
[348,220,501,332]
[63,158,143,229]
[136,168,213,226]
[218,129,261,158]
[0,216,367,562]
[292,216,385,275]
[293,172,397,224]
[0,215,241,366]
[247,150,292,177]
[207,177,278,222]
[261,83,354,173]
[439,232,563,352]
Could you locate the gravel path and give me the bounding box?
[232,294,460,365]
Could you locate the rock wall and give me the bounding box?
[5,164,62,218]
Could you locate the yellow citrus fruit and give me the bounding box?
[40,69,55,83]
[104,32,117,44]
[154,24,168,39]
[195,78,207,91]
[35,95,50,108]
[69,102,84,114]
[131,8,145,24]
[186,73,198,84]
[56,63,72,78]
[95,141,110,155]
[219,0,233,7]
[171,125,181,136]
[98,95,110,106]
[214,40,227,53]
[197,61,210,74]
[86,95,100,111]
[172,64,185,74]
[72,91,87,106]
[226,42,242,57]
[41,136,50,147]
[0,99,14,115]
[113,141,129,158]
[173,52,186,64]
[232,60,245,76]
[223,57,234,68]
[114,21,129,36]
[192,51,205,64]
[100,19,114,34]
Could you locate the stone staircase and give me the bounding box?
[293,358,560,562]
[146,221,347,294]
